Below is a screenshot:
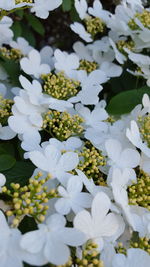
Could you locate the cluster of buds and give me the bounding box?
[116,39,135,54]
[0,95,13,125]
[76,141,106,185]
[138,115,150,148]
[130,236,150,254]
[128,170,150,210]
[41,72,80,100]
[75,241,104,267]
[128,10,150,30]
[0,47,23,61]
[84,17,105,37]
[15,0,33,4]
[42,110,84,141]
[115,242,127,255]
[2,172,58,227]
[51,257,73,267]
[78,60,98,74]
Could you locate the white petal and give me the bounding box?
[58,152,79,172]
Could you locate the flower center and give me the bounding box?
[128,10,150,30]
[78,59,98,73]
[116,39,135,54]
[0,95,13,126]
[84,17,105,36]
[41,72,80,100]
[42,110,84,141]
[75,141,106,185]
[130,234,150,254]
[15,0,33,4]
[127,170,150,211]
[2,172,57,227]
[75,241,104,267]
[0,47,23,61]
[138,115,150,148]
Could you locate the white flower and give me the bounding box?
[10,37,33,55]
[55,175,92,215]
[20,49,50,78]
[31,0,62,19]
[88,0,111,22]
[21,213,86,265]
[111,168,136,210]
[109,38,126,64]
[54,49,79,78]
[0,16,13,46]
[40,45,54,68]
[0,124,16,140]
[75,0,88,20]
[105,138,140,176]
[73,41,93,61]
[28,144,79,184]
[112,248,150,267]
[0,211,46,267]
[48,137,82,152]
[0,0,32,11]
[70,22,93,43]
[100,61,122,77]
[75,102,108,130]
[126,120,150,157]
[74,192,120,250]
[142,94,150,113]
[0,174,6,191]
[70,70,108,105]
[140,153,150,174]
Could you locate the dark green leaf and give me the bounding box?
[0,59,20,86]
[62,0,72,11]
[3,161,35,187]
[25,13,45,36]
[0,155,16,171]
[11,21,22,39]
[0,143,15,157]
[107,86,150,115]
[21,24,36,46]
[15,9,24,18]
[19,216,37,234]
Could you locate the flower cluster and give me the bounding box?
[0,0,149,267]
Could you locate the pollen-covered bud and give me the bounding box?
[2,172,58,226]
[116,39,135,54]
[74,141,106,185]
[41,72,80,100]
[42,110,84,141]
[75,240,104,267]
[0,95,13,126]
[0,47,23,61]
[138,115,150,148]
[130,233,150,254]
[78,60,98,73]
[128,10,150,30]
[128,169,150,210]
[84,17,105,36]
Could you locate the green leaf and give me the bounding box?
[15,9,24,18]
[62,0,72,11]
[0,59,20,86]
[11,21,22,39]
[21,24,36,46]
[25,13,45,36]
[0,143,15,157]
[0,155,16,172]
[3,161,35,187]
[106,86,150,115]
[70,7,80,22]
[19,216,37,234]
